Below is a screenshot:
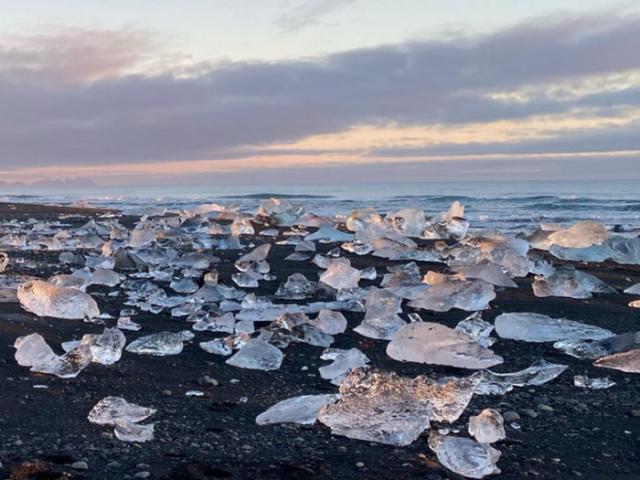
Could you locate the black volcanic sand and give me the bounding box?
[0,204,639,480]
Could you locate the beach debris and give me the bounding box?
[387,322,503,369]
[88,396,155,442]
[256,394,340,426]
[468,409,506,444]
[125,332,184,356]
[226,339,283,370]
[18,279,100,320]
[494,312,613,343]
[428,431,501,479]
[573,375,616,389]
[474,359,568,395]
[317,368,478,446]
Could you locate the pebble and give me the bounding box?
[134,471,150,479]
[71,461,88,470]
[630,409,640,418]
[198,375,219,387]
[521,408,538,418]
[356,462,364,468]
[538,404,554,412]
[162,389,172,396]
[503,411,520,422]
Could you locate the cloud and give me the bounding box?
[0,11,640,171]
[277,0,357,31]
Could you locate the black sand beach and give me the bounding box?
[0,203,639,480]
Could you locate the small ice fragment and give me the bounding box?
[310,309,347,335]
[593,349,640,373]
[455,312,495,347]
[88,396,155,425]
[125,332,184,356]
[468,409,506,444]
[354,287,406,340]
[428,431,501,479]
[573,375,616,389]
[117,316,141,331]
[193,312,236,333]
[256,394,339,425]
[226,339,283,370]
[18,280,100,320]
[186,390,204,396]
[494,312,613,343]
[320,262,361,290]
[553,332,640,359]
[474,359,567,395]
[114,419,155,442]
[319,348,370,384]
[387,322,503,369]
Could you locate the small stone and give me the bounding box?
[503,411,520,422]
[521,408,538,418]
[134,472,151,479]
[356,462,365,468]
[162,389,172,396]
[630,409,640,418]
[538,404,554,412]
[136,463,150,470]
[71,461,88,470]
[198,375,219,387]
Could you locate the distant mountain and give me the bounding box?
[0,178,96,191]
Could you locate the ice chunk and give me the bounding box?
[90,268,122,287]
[193,312,235,333]
[428,431,501,479]
[170,278,199,294]
[258,198,303,225]
[304,225,353,243]
[386,208,427,237]
[474,359,567,395]
[455,312,495,347]
[387,322,503,369]
[75,327,127,365]
[88,396,155,443]
[275,273,314,299]
[310,309,347,335]
[128,228,157,248]
[624,283,640,295]
[14,333,92,378]
[125,332,184,356]
[354,288,406,340]
[319,262,361,290]
[319,348,370,385]
[573,375,616,389]
[468,409,505,444]
[494,312,613,343]
[450,261,517,288]
[545,220,608,249]
[226,339,283,370]
[117,316,141,331]
[553,332,640,359]
[48,274,89,290]
[256,394,339,426]
[630,299,640,308]
[532,268,615,299]
[18,280,100,320]
[317,368,478,446]
[593,349,640,373]
[409,274,495,312]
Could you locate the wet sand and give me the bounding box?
[0,203,639,480]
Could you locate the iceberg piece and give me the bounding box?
[428,432,501,479]
[258,198,303,225]
[320,262,361,290]
[18,280,100,320]
[305,225,353,243]
[193,312,236,333]
[256,394,339,426]
[170,278,199,294]
[117,315,141,331]
[75,327,126,365]
[232,272,260,288]
[532,268,615,299]
[553,332,640,359]
[409,274,495,312]
[630,299,640,308]
[48,274,89,290]
[545,220,608,249]
[624,283,640,295]
[90,268,122,287]
[573,375,616,389]
[474,359,567,395]
[310,309,347,335]
[494,312,613,343]
[317,368,478,446]
[451,261,517,288]
[593,349,640,373]
[386,208,427,237]
[468,409,505,444]
[88,396,155,443]
[14,333,92,378]
[125,332,183,356]
[235,244,271,271]
[226,339,283,370]
[275,273,315,299]
[128,228,157,248]
[319,348,370,385]
[387,322,503,369]
[354,288,406,340]
[455,312,495,347]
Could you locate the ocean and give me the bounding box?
[2,180,639,234]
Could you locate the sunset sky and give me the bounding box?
[1,0,639,186]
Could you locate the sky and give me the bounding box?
[1,0,639,186]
